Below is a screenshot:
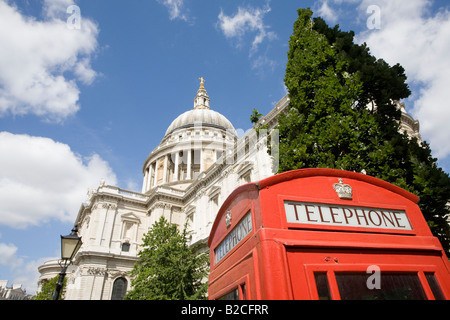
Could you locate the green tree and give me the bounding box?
[281,8,367,172]
[278,8,450,252]
[250,108,263,125]
[125,217,209,300]
[33,275,66,300]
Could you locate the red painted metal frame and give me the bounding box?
[208,169,450,300]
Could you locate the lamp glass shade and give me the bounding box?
[61,230,82,260]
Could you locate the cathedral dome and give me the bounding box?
[165,108,237,137]
[165,78,237,137]
[142,78,238,193]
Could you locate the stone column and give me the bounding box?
[147,165,153,190]
[187,149,192,180]
[163,154,168,184]
[174,152,179,182]
[200,148,204,173]
[152,162,157,188]
[142,169,148,193]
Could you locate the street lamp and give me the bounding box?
[53,225,82,300]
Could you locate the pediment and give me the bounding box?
[121,212,141,223]
[236,161,253,175]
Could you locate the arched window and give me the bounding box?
[111,277,128,300]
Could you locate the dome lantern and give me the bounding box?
[194,77,210,110]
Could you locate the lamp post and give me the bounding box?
[53,225,82,300]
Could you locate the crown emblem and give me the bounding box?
[333,178,353,200]
[225,210,232,228]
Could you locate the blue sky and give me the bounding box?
[0,0,449,295]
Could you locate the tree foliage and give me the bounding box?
[250,108,263,125]
[33,275,66,300]
[124,217,209,300]
[278,8,450,252]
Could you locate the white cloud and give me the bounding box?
[157,0,188,21]
[315,0,362,24]
[13,256,51,295]
[251,54,277,76]
[217,5,276,55]
[353,0,450,159]
[0,132,117,229]
[43,0,75,19]
[0,243,22,268]
[0,0,99,121]
[0,242,51,294]
[316,0,339,24]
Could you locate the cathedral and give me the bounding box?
[37,79,422,300]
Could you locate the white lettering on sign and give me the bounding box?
[215,212,253,264]
[284,201,412,231]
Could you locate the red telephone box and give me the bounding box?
[208,169,450,300]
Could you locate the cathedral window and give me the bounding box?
[121,242,130,252]
[111,277,128,300]
[187,213,194,232]
[120,213,141,252]
[237,162,253,184]
[167,156,175,182]
[241,172,251,184]
[210,194,219,223]
[208,187,221,224]
[192,149,201,178]
[185,206,195,230]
